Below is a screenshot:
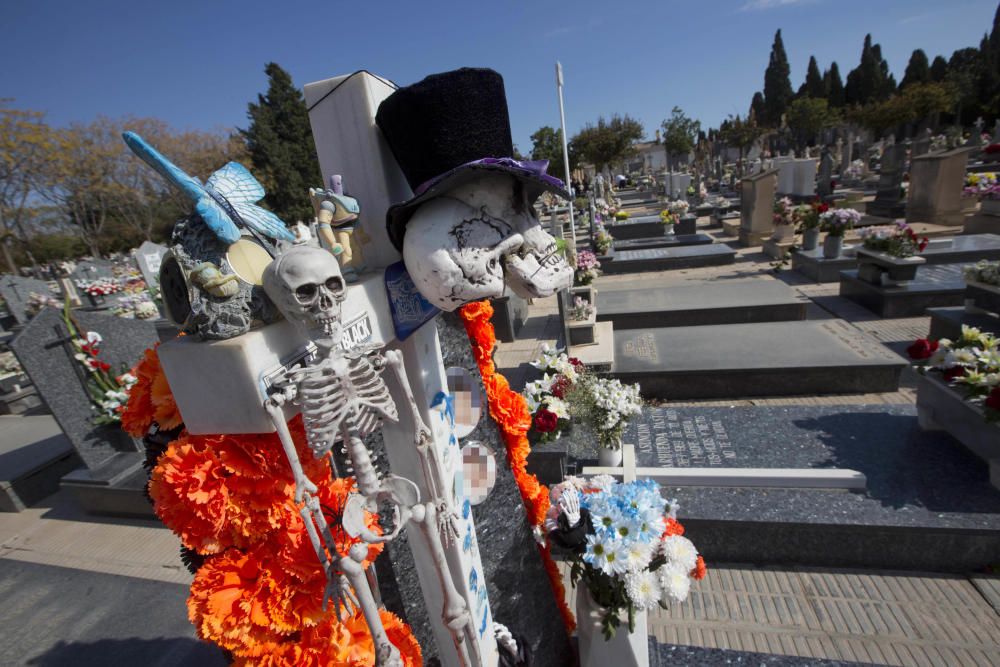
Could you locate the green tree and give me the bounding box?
[930,55,949,82]
[798,56,826,99]
[660,107,701,170]
[977,35,1000,124]
[763,30,794,126]
[851,82,954,136]
[845,34,894,105]
[947,47,983,125]
[570,114,644,175]
[785,97,838,150]
[825,62,846,107]
[750,92,766,125]
[900,49,930,89]
[529,126,576,182]
[717,114,765,162]
[242,62,321,224]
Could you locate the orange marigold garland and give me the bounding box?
[458,300,576,633]
[130,345,419,664]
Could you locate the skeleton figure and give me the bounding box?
[402,173,574,312]
[261,245,478,667]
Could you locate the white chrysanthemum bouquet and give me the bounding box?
[546,476,706,639]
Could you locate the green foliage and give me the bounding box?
[850,82,955,135]
[845,34,895,106]
[750,92,766,125]
[946,47,984,124]
[241,63,321,224]
[660,107,701,162]
[530,126,577,182]
[763,30,794,126]
[717,114,765,159]
[930,56,949,83]
[785,97,838,147]
[570,115,645,174]
[900,49,931,89]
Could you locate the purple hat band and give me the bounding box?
[412,157,565,196]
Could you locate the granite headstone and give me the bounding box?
[0,275,55,325]
[134,241,168,289]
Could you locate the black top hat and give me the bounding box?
[376,67,568,251]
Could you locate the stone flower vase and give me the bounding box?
[662,222,676,237]
[801,227,820,251]
[771,224,795,242]
[576,587,649,667]
[598,446,623,467]
[822,234,843,259]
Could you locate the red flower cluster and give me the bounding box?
[907,338,939,360]
[534,409,558,433]
[985,143,1000,155]
[549,375,571,399]
[943,366,967,382]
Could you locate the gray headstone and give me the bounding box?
[868,142,908,218]
[817,149,834,198]
[134,241,168,289]
[10,307,158,470]
[912,128,932,157]
[0,275,55,325]
[841,133,854,174]
[70,259,114,283]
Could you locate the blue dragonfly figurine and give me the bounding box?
[122,131,295,245]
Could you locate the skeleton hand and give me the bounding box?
[558,487,582,527]
[324,572,357,619]
[296,477,319,506]
[438,500,461,546]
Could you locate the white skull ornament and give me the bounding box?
[262,245,346,342]
[402,173,573,311]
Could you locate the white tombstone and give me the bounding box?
[134,240,168,289]
[302,71,499,667]
[773,157,795,194]
[792,158,818,197]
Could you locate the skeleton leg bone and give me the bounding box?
[341,544,402,667]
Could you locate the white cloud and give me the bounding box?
[740,0,814,11]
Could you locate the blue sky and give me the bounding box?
[3,0,996,153]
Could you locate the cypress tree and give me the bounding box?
[825,62,846,107]
[241,62,322,224]
[874,45,897,99]
[900,49,931,89]
[846,34,884,105]
[763,30,794,126]
[800,56,826,98]
[930,55,949,82]
[750,91,766,125]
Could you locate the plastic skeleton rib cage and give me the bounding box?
[261,244,480,667]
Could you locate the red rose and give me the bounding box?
[907,338,939,360]
[943,366,966,382]
[985,387,1000,411]
[550,375,571,399]
[534,409,558,433]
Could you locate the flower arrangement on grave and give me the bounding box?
[524,346,584,443]
[569,296,595,322]
[0,349,23,377]
[858,221,929,258]
[545,477,705,639]
[818,207,861,237]
[62,308,138,425]
[614,210,629,221]
[458,301,577,632]
[111,293,159,320]
[963,172,1000,200]
[592,227,614,255]
[964,260,1000,286]
[985,143,1000,156]
[908,325,1000,423]
[793,200,828,231]
[575,250,602,286]
[660,199,689,223]
[120,345,423,663]
[25,291,62,317]
[570,375,643,450]
[772,197,795,226]
[686,185,695,196]
[76,278,122,297]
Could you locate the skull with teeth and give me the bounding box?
[262,245,346,343]
[402,173,574,312]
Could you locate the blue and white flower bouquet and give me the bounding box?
[546,476,705,639]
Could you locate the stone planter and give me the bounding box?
[597,446,623,467]
[823,234,844,259]
[856,248,925,285]
[662,223,675,237]
[801,227,820,250]
[576,587,649,667]
[982,199,1000,216]
[916,374,1000,490]
[771,224,795,242]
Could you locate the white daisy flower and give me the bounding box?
[660,535,699,572]
[659,563,692,603]
[625,570,662,610]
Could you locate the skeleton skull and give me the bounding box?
[402,173,573,311]
[263,245,346,342]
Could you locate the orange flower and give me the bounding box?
[663,517,685,538]
[121,345,183,436]
[691,555,707,581]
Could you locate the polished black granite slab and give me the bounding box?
[613,233,713,252]
[649,640,875,667]
[597,279,807,329]
[928,306,1000,339]
[839,264,967,318]
[967,280,1000,314]
[609,216,666,240]
[612,320,905,398]
[602,244,736,275]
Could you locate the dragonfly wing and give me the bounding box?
[205,162,266,204]
[232,202,295,242]
[195,197,242,245]
[122,131,205,203]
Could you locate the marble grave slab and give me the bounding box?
[601,244,736,275]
